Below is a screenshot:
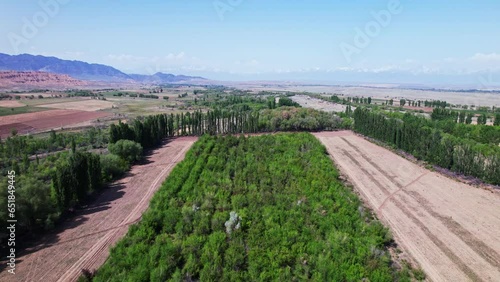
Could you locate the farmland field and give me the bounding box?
[92,133,413,281]
[314,131,500,281]
[0,137,196,282]
[39,99,114,111]
[0,105,49,117]
[0,100,25,108]
[0,109,111,138]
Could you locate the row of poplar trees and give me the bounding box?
[51,151,102,212]
[354,108,500,185]
[109,110,261,148]
[49,107,310,216]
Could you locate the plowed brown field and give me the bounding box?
[0,137,197,282]
[0,110,110,138]
[0,100,25,108]
[314,131,500,282]
[39,99,114,111]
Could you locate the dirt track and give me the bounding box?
[314,131,500,282]
[0,137,196,282]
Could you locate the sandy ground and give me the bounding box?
[234,84,500,107]
[314,131,500,282]
[39,99,114,111]
[0,100,25,108]
[0,110,111,138]
[291,95,354,112]
[0,137,197,281]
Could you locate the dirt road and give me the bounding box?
[314,131,500,282]
[0,137,197,282]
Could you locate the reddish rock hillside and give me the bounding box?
[0,71,88,89]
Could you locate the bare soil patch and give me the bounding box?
[314,131,500,282]
[39,99,114,111]
[0,100,25,108]
[0,137,197,281]
[0,110,110,138]
[291,95,353,112]
[402,105,434,112]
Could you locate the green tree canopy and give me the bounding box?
[108,140,143,163]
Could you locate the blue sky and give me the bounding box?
[1,0,500,85]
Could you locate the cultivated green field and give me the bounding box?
[0,105,49,116]
[91,133,415,281]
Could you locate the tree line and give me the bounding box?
[431,108,495,126]
[354,108,500,185]
[109,107,348,150]
[0,128,136,251]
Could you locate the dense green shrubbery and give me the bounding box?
[0,149,104,245]
[108,140,143,163]
[259,107,345,131]
[92,134,407,281]
[100,154,130,182]
[67,90,96,97]
[0,128,110,240]
[434,121,500,145]
[201,95,269,111]
[429,108,500,144]
[1,128,107,169]
[139,94,159,99]
[277,96,301,107]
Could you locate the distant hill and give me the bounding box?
[128,72,206,84]
[0,53,130,82]
[0,71,89,90]
[0,53,206,84]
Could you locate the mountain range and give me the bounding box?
[0,53,206,84]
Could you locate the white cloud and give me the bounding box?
[102,52,210,74]
[328,53,500,76]
[234,59,260,66]
[106,54,146,62]
[107,52,190,63]
[165,52,185,60]
[468,53,500,62]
